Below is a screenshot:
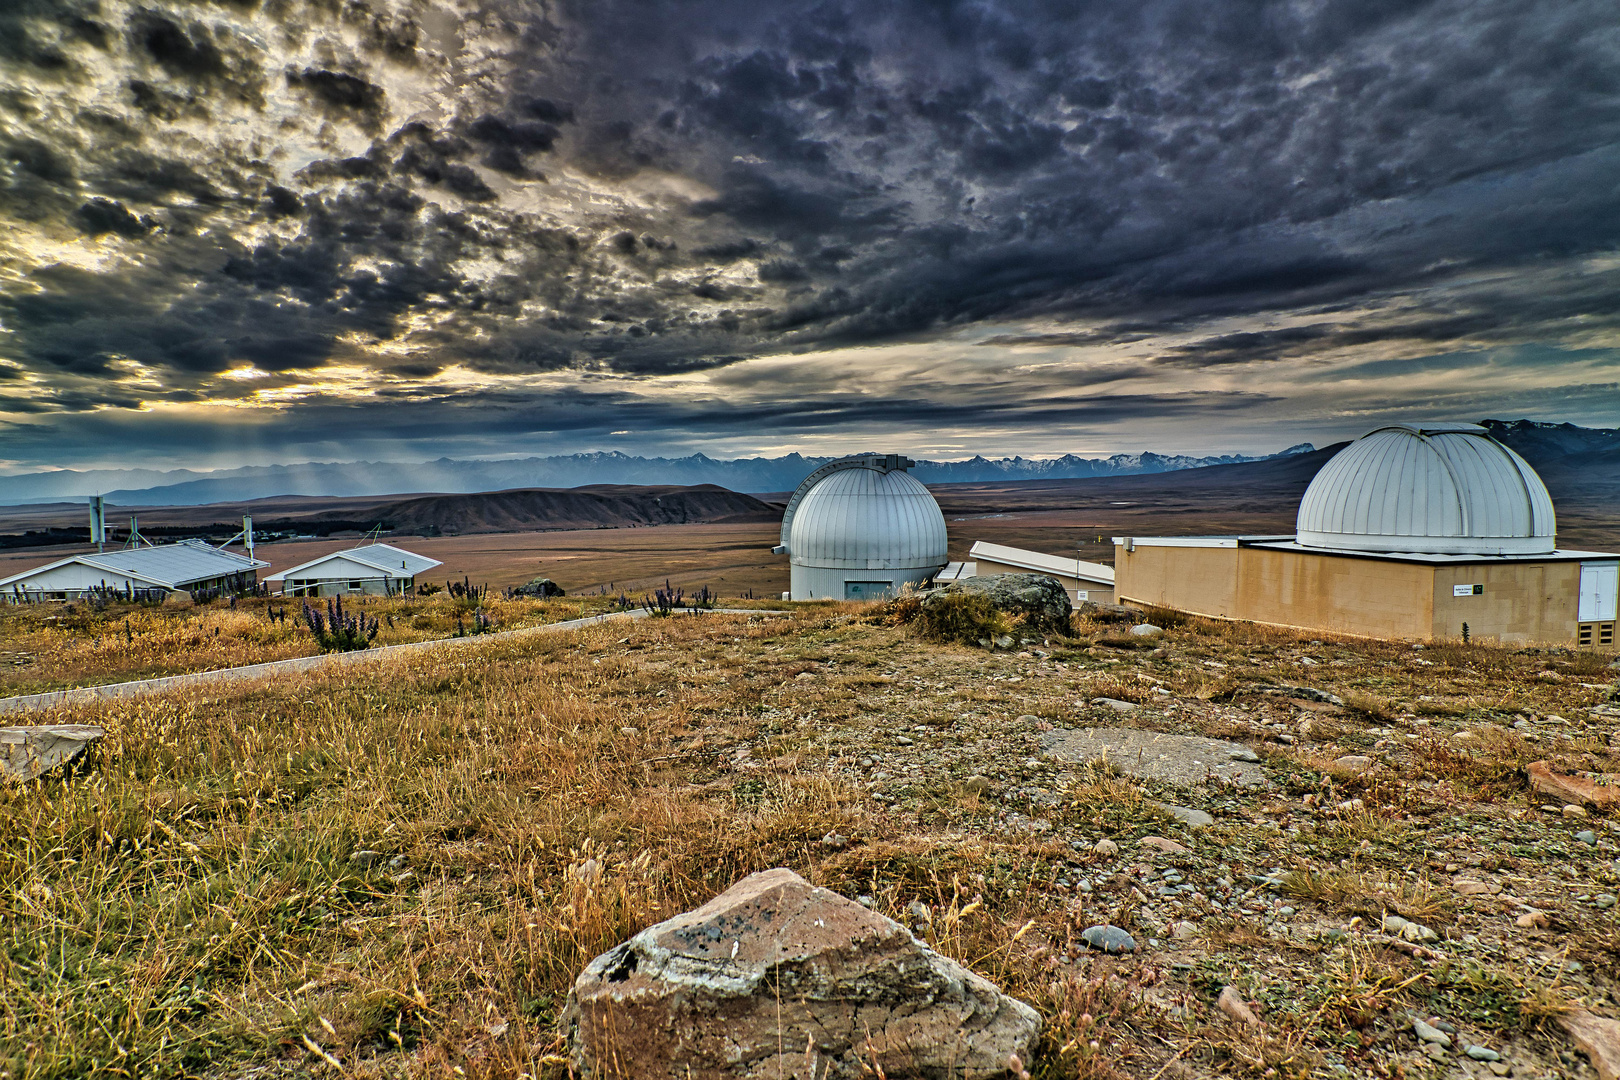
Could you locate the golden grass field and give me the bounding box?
[0,594,617,697]
[2,601,1618,1079]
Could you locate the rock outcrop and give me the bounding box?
[1562,1010,1620,1080]
[1076,601,1145,623]
[565,868,1040,1079]
[1527,760,1620,808]
[1,724,103,781]
[511,576,566,598]
[922,573,1072,635]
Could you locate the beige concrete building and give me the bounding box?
[1114,423,1617,646]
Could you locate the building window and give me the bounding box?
[349,580,363,590]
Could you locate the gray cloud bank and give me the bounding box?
[1,0,1618,467]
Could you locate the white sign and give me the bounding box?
[1454,584,1483,596]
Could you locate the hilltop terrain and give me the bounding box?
[3,602,1617,1079]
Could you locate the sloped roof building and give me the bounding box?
[265,542,442,597]
[1,540,269,601]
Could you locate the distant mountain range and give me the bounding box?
[0,444,1317,507]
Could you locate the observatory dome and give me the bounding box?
[776,454,948,600]
[1296,423,1555,555]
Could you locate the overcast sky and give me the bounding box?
[2,0,1617,472]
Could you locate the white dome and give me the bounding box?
[1296,423,1555,555]
[787,463,947,569]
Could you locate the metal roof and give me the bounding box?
[265,542,442,582]
[0,540,268,590]
[1296,424,1556,555]
[782,458,947,570]
[969,541,1115,584]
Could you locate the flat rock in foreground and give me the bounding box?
[1,724,104,781]
[565,867,1040,1079]
[1042,727,1271,788]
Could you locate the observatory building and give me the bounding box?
[1114,423,1619,645]
[773,454,948,601]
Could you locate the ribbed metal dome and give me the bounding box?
[788,466,947,568]
[1296,423,1555,555]
[775,454,948,599]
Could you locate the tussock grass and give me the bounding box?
[0,612,1133,1079]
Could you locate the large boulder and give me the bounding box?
[922,573,1071,635]
[564,868,1040,1079]
[512,577,566,598]
[1,724,103,781]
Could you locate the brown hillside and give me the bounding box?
[310,484,779,535]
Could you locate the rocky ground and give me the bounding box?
[6,602,1618,1079]
[706,607,1620,1080]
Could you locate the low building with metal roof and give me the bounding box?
[1113,423,1618,645]
[1,540,270,602]
[265,542,442,597]
[966,540,1116,604]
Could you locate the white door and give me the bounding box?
[1578,561,1618,621]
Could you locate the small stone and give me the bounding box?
[963,775,994,796]
[349,850,382,869]
[1595,894,1617,910]
[1153,802,1214,828]
[1093,838,1120,857]
[1091,697,1140,713]
[1169,920,1198,941]
[1382,914,1439,943]
[1467,1046,1503,1062]
[1129,623,1164,637]
[895,735,914,746]
[1564,804,1588,818]
[1217,985,1259,1025]
[1488,1061,1512,1076]
[907,900,931,924]
[1414,1019,1452,1047]
[1423,1042,1449,1061]
[1228,747,1261,763]
[1577,830,1599,845]
[1016,715,1041,725]
[1139,835,1191,855]
[619,726,641,737]
[1454,880,1492,896]
[1080,924,1137,953]
[1333,755,1373,773]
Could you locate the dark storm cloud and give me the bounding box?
[2,0,1619,465]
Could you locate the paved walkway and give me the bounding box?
[0,607,790,717]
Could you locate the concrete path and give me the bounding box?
[0,606,790,717]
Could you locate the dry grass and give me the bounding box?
[0,594,607,696]
[0,611,1125,1079]
[3,594,1616,1080]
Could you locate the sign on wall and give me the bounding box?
[1453,584,1483,596]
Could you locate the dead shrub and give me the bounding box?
[1139,605,1189,629]
[1342,691,1397,722]
[913,590,1010,645]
